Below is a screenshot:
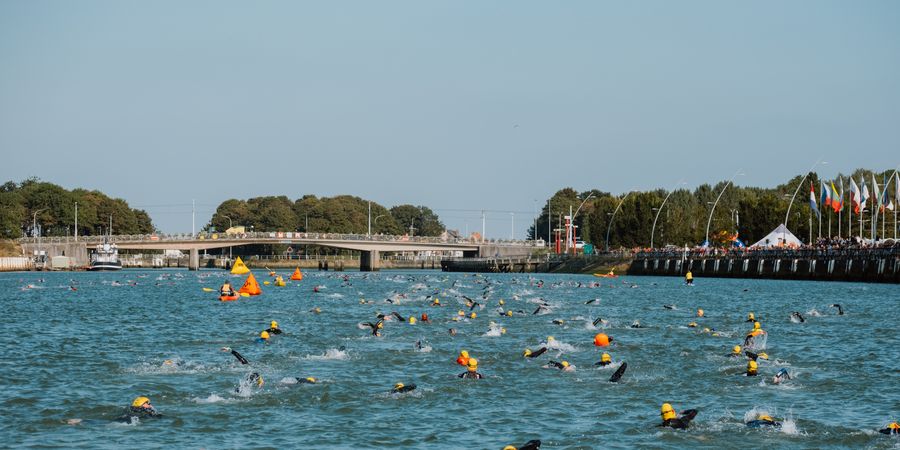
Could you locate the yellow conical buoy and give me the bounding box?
[230,257,250,275]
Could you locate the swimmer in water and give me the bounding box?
[879,422,899,435]
[592,317,606,327]
[265,321,283,335]
[552,319,565,325]
[546,360,575,372]
[459,358,484,379]
[728,345,742,358]
[830,304,844,315]
[790,311,805,323]
[116,396,161,422]
[391,382,416,393]
[659,403,698,429]
[746,312,756,322]
[533,305,550,315]
[585,298,600,305]
[221,347,250,365]
[391,312,406,322]
[630,320,643,328]
[523,347,548,358]
[295,377,317,384]
[746,360,758,376]
[772,368,791,384]
[746,414,781,428]
[663,304,676,310]
[595,353,612,366]
[236,372,264,392]
[456,350,470,366]
[420,313,430,324]
[448,328,457,336]
[743,322,766,347]
[502,440,541,450]
[362,320,383,337]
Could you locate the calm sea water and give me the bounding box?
[1,269,898,449]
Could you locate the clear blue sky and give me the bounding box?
[2,1,898,236]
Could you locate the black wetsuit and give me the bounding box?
[391,384,417,393]
[525,347,548,358]
[595,360,612,367]
[660,409,698,429]
[832,304,844,315]
[746,419,781,428]
[879,426,899,435]
[458,371,484,379]
[116,406,161,423]
[791,312,805,323]
[295,378,316,384]
[265,327,283,335]
[363,321,383,336]
[517,440,541,450]
[230,349,249,365]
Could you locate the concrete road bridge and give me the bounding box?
[20,232,540,271]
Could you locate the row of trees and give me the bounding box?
[529,168,900,249]
[206,195,445,237]
[0,178,154,239]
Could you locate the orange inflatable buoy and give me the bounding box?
[219,294,239,301]
[238,273,262,296]
[593,333,610,347]
[290,267,303,281]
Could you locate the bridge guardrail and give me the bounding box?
[19,233,543,246]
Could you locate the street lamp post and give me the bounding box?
[705,169,744,247]
[784,159,826,244]
[32,208,48,264]
[571,194,596,254]
[650,180,686,249]
[606,192,633,252]
[373,214,385,234]
[510,212,514,240]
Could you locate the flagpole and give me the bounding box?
[837,177,842,239]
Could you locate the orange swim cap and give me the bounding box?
[593,333,610,347]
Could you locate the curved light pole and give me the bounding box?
[650,180,686,248]
[570,194,596,254]
[605,191,633,251]
[705,169,744,247]
[784,159,826,244]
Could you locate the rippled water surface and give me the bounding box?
[1,270,898,449]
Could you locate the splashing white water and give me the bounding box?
[304,348,349,360]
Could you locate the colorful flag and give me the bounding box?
[850,178,861,213]
[880,174,889,213]
[820,182,829,210]
[809,182,820,219]
[831,180,842,213]
[823,181,832,207]
[860,177,869,211]
[872,173,882,212]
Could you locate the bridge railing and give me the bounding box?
[19,232,544,247]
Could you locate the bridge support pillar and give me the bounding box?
[189,248,200,271]
[360,250,379,272]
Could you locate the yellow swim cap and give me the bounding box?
[409,317,416,324]
[377,322,384,329]
[467,358,478,369]
[753,321,761,330]
[461,350,469,358]
[305,377,316,383]
[458,310,465,316]
[758,352,769,360]
[499,299,505,305]
[132,396,150,408]
[394,382,404,389]
[271,321,278,328]
[260,331,270,339]
[888,422,900,429]
[561,361,570,368]
[524,348,532,357]
[661,403,676,420]
[470,312,477,319]
[733,345,741,354]
[256,374,264,387]
[506,310,513,317]
[748,360,758,372]
[601,353,611,363]
[759,414,774,422]
[503,446,517,450]
[433,298,440,304]
[547,336,555,342]
[688,322,697,328]
[748,312,755,320]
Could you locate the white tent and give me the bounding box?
[751,224,802,248]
